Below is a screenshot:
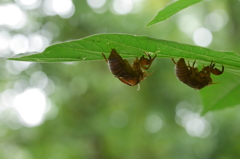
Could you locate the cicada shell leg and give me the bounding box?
[171,58,176,64]
[140,54,157,70]
[137,84,140,91]
[212,65,224,75]
[207,61,224,75]
[102,53,108,62]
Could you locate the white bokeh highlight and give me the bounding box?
[10,34,29,55]
[177,15,202,35]
[30,71,48,89]
[13,88,47,127]
[205,9,228,32]
[193,28,213,47]
[112,0,134,15]
[43,0,75,18]
[175,102,212,138]
[28,33,50,52]
[15,0,41,10]
[145,114,162,133]
[185,114,211,137]
[0,3,27,29]
[0,31,11,51]
[87,0,106,9]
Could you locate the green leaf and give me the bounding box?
[7,33,240,113]
[200,72,240,115]
[146,0,202,27]
[7,34,240,74]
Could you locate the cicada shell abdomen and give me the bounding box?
[173,58,191,84]
[106,49,130,77]
[102,49,140,86]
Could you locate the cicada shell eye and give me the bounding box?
[140,56,151,65]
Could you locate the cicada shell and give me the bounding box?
[172,58,224,90]
[102,49,156,89]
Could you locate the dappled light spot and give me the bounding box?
[28,33,50,52]
[6,61,32,74]
[44,78,56,96]
[13,88,47,127]
[6,110,22,130]
[175,102,212,138]
[0,3,27,29]
[87,0,106,9]
[43,22,60,38]
[5,61,20,74]
[193,27,212,47]
[15,0,41,10]
[87,0,108,14]
[0,31,11,57]
[110,110,128,128]
[0,31,11,52]
[10,34,29,55]
[43,0,75,18]
[12,61,32,72]
[52,0,75,18]
[43,0,56,16]
[14,77,30,93]
[185,114,211,138]
[30,71,49,89]
[177,15,201,36]
[112,0,133,15]
[205,9,228,32]
[1,89,17,108]
[1,82,56,128]
[144,114,162,133]
[63,62,75,65]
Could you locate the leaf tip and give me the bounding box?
[145,21,156,27]
[145,22,153,27]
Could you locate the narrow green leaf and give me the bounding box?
[200,72,240,115]
[146,0,202,27]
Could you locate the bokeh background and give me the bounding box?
[0,0,240,158]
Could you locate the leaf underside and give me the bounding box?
[7,33,240,114]
[8,34,240,75]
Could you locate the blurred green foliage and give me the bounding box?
[1,0,240,159]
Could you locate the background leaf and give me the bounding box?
[200,72,240,115]
[8,34,240,75]
[146,0,202,27]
